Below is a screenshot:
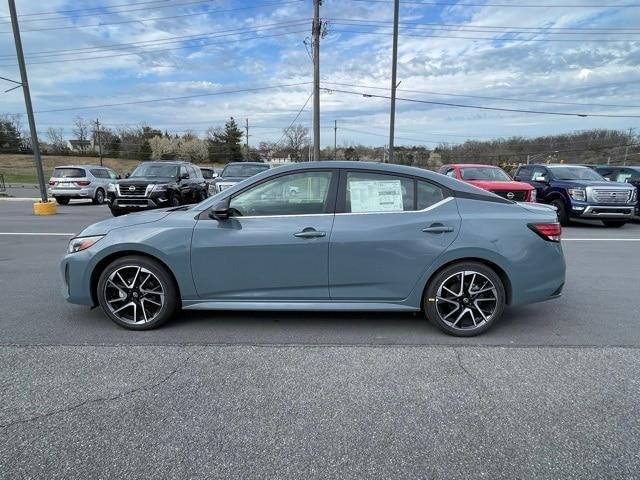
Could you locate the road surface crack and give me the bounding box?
[0,347,202,430]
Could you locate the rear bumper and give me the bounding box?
[49,188,93,198]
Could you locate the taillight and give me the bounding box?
[75,181,90,186]
[528,223,561,242]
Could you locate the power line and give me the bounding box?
[26,82,313,114]
[0,0,305,34]
[0,0,219,23]
[0,21,309,60]
[327,17,640,32]
[349,0,640,7]
[274,92,314,148]
[0,29,309,67]
[330,27,640,42]
[321,81,640,109]
[0,0,174,20]
[328,18,640,35]
[322,87,640,118]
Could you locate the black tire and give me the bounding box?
[55,197,70,205]
[170,194,182,207]
[197,189,206,202]
[96,255,178,330]
[93,188,105,205]
[110,208,126,217]
[602,220,627,228]
[550,198,569,226]
[423,261,506,337]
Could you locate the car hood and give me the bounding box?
[554,179,631,188]
[77,208,174,236]
[467,180,532,191]
[117,177,176,185]
[213,176,247,183]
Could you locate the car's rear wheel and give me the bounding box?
[424,262,506,337]
[55,197,70,205]
[97,255,178,330]
[602,220,626,228]
[550,199,569,226]
[93,188,105,205]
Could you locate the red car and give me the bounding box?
[438,164,536,202]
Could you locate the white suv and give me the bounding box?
[48,165,118,205]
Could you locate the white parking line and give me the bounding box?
[563,238,640,241]
[0,232,75,236]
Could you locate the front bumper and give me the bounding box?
[61,249,95,306]
[107,192,170,210]
[569,202,636,219]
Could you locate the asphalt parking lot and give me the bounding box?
[1,199,640,478]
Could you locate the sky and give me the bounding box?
[1,0,640,148]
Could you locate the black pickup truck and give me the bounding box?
[107,161,208,216]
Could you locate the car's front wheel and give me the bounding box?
[96,255,178,330]
[423,262,506,336]
[550,199,569,226]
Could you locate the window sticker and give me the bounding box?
[349,179,404,213]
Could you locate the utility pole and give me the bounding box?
[8,0,47,203]
[245,118,249,149]
[312,0,321,161]
[334,120,337,160]
[388,0,400,164]
[624,127,634,166]
[95,119,103,166]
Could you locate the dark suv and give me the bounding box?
[594,165,640,217]
[107,161,208,216]
[513,164,637,227]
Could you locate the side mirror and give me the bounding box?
[533,176,548,183]
[125,172,130,178]
[208,200,230,220]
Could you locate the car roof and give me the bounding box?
[448,164,503,169]
[139,160,190,165]
[55,165,109,169]
[225,162,269,166]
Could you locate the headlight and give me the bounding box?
[151,184,168,192]
[567,188,586,201]
[631,187,637,203]
[530,189,537,203]
[107,183,116,192]
[68,235,104,253]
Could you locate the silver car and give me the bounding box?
[48,165,118,205]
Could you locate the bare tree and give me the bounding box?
[72,116,91,153]
[283,124,309,161]
[46,127,67,154]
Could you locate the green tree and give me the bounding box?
[209,117,244,163]
[138,139,152,161]
[344,146,359,161]
[0,116,22,152]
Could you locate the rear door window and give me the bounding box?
[52,168,86,178]
[417,181,445,209]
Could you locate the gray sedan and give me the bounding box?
[61,161,565,336]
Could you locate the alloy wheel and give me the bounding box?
[103,265,165,325]
[435,270,498,331]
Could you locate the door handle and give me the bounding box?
[294,229,326,239]
[422,224,454,234]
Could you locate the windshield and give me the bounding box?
[550,166,604,181]
[222,164,269,178]
[460,167,511,181]
[52,168,86,178]
[130,163,179,178]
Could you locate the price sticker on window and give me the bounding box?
[349,179,404,213]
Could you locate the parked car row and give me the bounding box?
[47,161,272,217]
[440,162,638,228]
